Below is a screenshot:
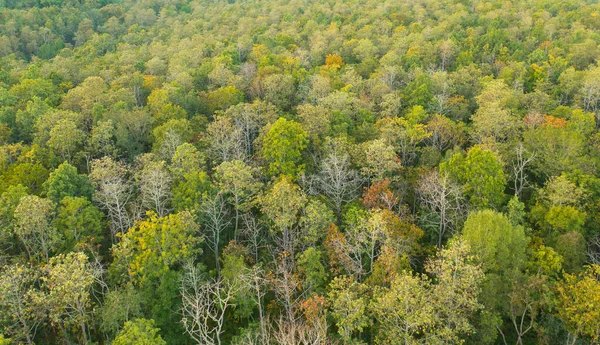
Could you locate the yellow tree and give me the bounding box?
[557,265,600,345]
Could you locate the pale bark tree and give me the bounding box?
[511,142,535,199]
[201,192,230,275]
[206,116,246,164]
[313,141,362,223]
[240,213,266,263]
[269,253,304,324]
[417,170,465,248]
[580,66,600,122]
[89,157,133,242]
[347,210,388,275]
[271,316,329,345]
[588,234,600,265]
[135,155,172,217]
[180,263,240,345]
[240,266,269,345]
[223,101,278,156]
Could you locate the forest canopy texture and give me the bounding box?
[2,0,600,344]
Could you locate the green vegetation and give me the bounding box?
[2,0,600,344]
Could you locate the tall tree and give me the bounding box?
[260,117,308,177]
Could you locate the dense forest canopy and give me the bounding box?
[2,0,600,344]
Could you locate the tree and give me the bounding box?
[556,265,600,345]
[113,318,166,345]
[462,210,528,273]
[370,239,483,345]
[172,171,211,212]
[170,143,205,180]
[214,160,261,237]
[53,196,104,252]
[0,184,28,253]
[418,170,465,248]
[42,162,93,204]
[259,176,307,256]
[376,116,431,166]
[462,209,529,340]
[180,263,240,345]
[87,119,118,159]
[510,142,535,199]
[361,178,399,211]
[152,119,193,161]
[98,284,143,336]
[359,139,401,181]
[0,264,43,345]
[523,117,587,178]
[112,211,200,285]
[327,276,370,343]
[89,157,133,242]
[41,252,95,344]
[425,114,465,152]
[440,146,506,209]
[579,66,600,119]
[222,101,279,156]
[262,74,296,110]
[313,138,362,223]
[200,191,230,275]
[206,116,246,164]
[13,195,60,262]
[135,155,172,217]
[260,117,308,177]
[297,247,328,292]
[46,119,85,163]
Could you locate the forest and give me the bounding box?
[1,0,600,344]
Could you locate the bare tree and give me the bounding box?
[241,266,269,344]
[313,142,362,223]
[241,213,266,263]
[588,234,600,265]
[269,253,304,324]
[201,192,230,275]
[511,142,535,199]
[89,157,133,242]
[181,263,240,345]
[346,210,387,275]
[135,155,172,217]
[206,116,246,164]
[271,316,329,345]
[417,170,465,248]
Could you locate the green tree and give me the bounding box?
[113,318,166,345]
[441,146,506,208]
[214,160,261,236]
[46,119,85,163]
[260,117,308,177]
[53,196,104,253]
[462,209,528,273]
[42,162,93,204]
[327,276,370,343]
[259,176,307,255]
